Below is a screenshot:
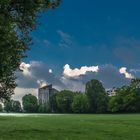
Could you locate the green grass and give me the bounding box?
[0,114,140,140]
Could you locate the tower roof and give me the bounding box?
[39,84,52,90]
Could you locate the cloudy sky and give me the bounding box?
[14,0,140,100]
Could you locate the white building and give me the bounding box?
[106,87,117,96]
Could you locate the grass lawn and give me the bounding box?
[0,114,140,140]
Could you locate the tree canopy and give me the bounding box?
[109,79,140,113]
[4,99,21,112]
[72,94,89,113]
[22,94,38,112]
[85,79,109,113]
[0,0,61,100]
[56,90,75,113]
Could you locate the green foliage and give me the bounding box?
[56,90,75,113]
[4,100,21,112]
[4,100,13,112]
[109,79,140,113]
[0,0,61,100]
[49,91,58,112]
[72,94,89,113]
[0,104,3,112]
[38,102,51,113]
[85,79,109,113]
[38,104,45,113]
[22,94,38,113]
[12,100,22,112]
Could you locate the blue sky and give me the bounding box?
[24,0,140,71]
[14,0,140,100]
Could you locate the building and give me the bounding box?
[106,87,117,96]
[38,84,58,105]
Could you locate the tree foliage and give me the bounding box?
[49,93,58,113]
[22,94,38,112]
[4,99,21,112]
[109,79,140,113]
[0,104,3,112]
[56,90,75,113]
[72,94,89,113]
[12,100,22,112]
[38,102,51,113]
[4,100,13,112]
[0,0,61,100]
[85,79,109,113]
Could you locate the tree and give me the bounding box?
[72,94,89,113]
[109,80,140,113]
[0,104,3,112]
[0,0,61,100]
[56,90,75,113]
[4,100,13,112]
[4,100,22,112]
[38,102,51,113]
[12,100,22,112]
[49,93,58,113]
[109,86,131,113]
[85,79,109,113]
[22,94,38,113]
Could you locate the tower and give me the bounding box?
[38,84,58,105]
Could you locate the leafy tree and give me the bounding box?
[109,86,132,113]
[38,102,51,113]
[122,79,140,112]
[0,104,3,112]
[22,94,38,113]
[4,100,22,112]
[109,96,123,113]
[72,94,89,113]
[0,0,61,100]
[38,104,45,113]
[4,100,13,112]
[56,90,75,113]
[49,93,58,112]
[85,79,109,113]
[109,80,140,113]
[12,100,22,112]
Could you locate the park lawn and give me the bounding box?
[0,114,140,140]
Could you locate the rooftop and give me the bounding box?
[39,84,52,90]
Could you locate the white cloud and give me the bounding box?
[63,64,99,77]
[19,62,31,76]
[37,80,48,88]
[119,67,134,79]
[49,69,53,73]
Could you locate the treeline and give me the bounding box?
[1,79,140,113]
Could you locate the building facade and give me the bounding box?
[38,84,58,105]
[106,87,117,96]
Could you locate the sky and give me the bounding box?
[14,0,140,100]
